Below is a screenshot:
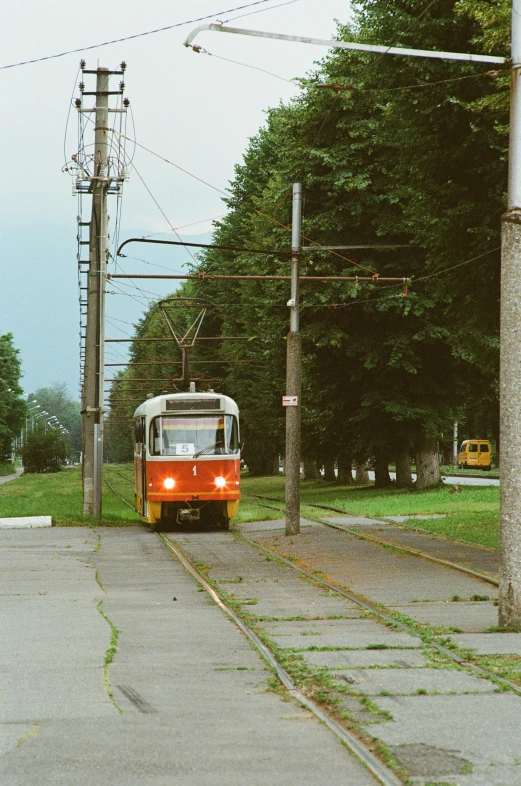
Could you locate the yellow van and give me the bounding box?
[458,440,492,471]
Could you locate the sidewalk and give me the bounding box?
[0,526,376,786]
[0,468,23,485]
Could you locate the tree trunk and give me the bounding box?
[415,436,441,489]
[374,453,392,488]
[302,457,319,480]
[355,462,370,485]
[337,455,352,484]
[272,455,281,475]
[395,451,413,488]
[323,461,336,482]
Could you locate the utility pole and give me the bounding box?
[285,184,302,536]
[453,422,458,467]
[73,62,128,517]
[499,0,521,629]
[83,67,109,517]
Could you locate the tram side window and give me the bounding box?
[135,419,145,452]
[225,415,239,453]
[150,419,161,456]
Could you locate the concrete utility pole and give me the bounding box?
[83,67,110,517]
[73,62,128,517]
[499,0,521,629]
[285,184,302,536]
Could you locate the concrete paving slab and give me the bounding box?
[322,516,388,528]
[366,694,521,784]
[0,527,377,786]
[372,526,499,580]
[390,600,498,632]
[0,515,52,528]
[302,649,429,669]
[450,632,521,655]
[267,629,421,650]
[256,525,498,605]
[331,668,495,695]
[240,518,313,533]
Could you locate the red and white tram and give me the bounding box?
[134,392,240,530]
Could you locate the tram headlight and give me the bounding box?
[214,476,226,488]
[163,478,175,490]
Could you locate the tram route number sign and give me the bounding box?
[282,395,299,407]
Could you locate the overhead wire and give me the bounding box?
[223,0,300,23]
[308,246,500,312]
[196,47,295,83]
[111,131,378,275]
[130,159,199,265]
[0,1,282,71]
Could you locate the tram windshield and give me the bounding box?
[149,414,239,457]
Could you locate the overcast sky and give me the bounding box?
[1,0,353,396]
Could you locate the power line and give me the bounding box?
[112,130,378,275]
[0,1,281,71]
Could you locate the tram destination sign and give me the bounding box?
[165,398,221,412]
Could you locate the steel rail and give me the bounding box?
[235,532,521,695]
[248,494,499,586]
[101,478,521,701]
[158,533,403,786]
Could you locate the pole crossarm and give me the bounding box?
[105,336,249,342]
[117,237,292,258]
[108,273,408,282]
[184,23,507,64]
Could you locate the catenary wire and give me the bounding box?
[224,0,300,23]
[111,131,379,275]
[0,1,281,71]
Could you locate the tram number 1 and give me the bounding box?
[192,465,197,476]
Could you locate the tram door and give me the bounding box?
[139,417,147,516]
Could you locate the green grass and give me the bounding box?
[0,465,140,526]
[240,475,499,549]
[0,465,500,548]
[0,462,16,476]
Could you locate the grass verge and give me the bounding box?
[240,475,499,549]
[0,465,499,549]
[0,465,140,526]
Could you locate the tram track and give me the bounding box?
[248,493,499,588]
[102,477,521,784]
[158,533,403,786]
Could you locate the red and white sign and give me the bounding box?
[282,395,299,407]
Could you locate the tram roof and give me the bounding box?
[133,391,239,419]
